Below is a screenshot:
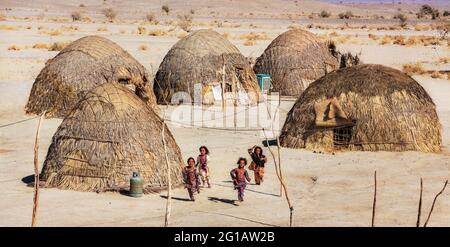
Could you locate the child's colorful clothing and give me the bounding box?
[230,167,251,201]
[197,154,211,187]
[183,166,200,200]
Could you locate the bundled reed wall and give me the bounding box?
[40,83,183,192]
[254,29,339,96]
[25,35,156,118]
[153,29,260,105]
[279,64,441,153]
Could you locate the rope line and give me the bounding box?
[0,116,39,128]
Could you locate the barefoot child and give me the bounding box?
[230,157,251,202]
[248,145,267,185]
[183,157,200,201]
[196,146,211,188]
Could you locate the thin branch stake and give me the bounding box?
[416,178,423,227]
[371,170,377,227]
[31,111,45,227]
[423,180,448,227]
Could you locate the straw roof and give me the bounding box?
[40,83,183,192]
[25,35,156,118]
[153,29,260,105]
[279,64,441,152]
[253,29,339,96]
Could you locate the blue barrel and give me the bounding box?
[256,74,271,93]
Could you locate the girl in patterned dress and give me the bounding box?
[196,146,211,188]
[230,157,251,202]
[183,157,200,201]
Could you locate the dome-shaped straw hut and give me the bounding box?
[25,35,156,118]
[279,64,441,152]
[253,29,340,96]
[40,83,183,192]
[153,29,261,105]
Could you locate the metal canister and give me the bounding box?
[129,172,143,197]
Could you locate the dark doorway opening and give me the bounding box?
[333,125,353,148]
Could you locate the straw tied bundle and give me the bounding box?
[253,29,339,97]
[40,83,183,192]
[153,29,260,105]
[25,35,156,118]
[280,64,441,152]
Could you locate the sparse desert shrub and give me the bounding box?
[71,11,81,21]
[430,71,444,79]
[0,25,19,30]
[32,43,50,49]
[138,44,148,51]
[148,29,167,36]
[145,12,157,23]
[243,40,255,46]
[402,63,426,75]
[40,29,62,36]
[436,22,449,40]
[419,4,439,19]
[137,26,146,34]
[368,33,379,40]
[0,14,6,21]
[338,11,353,19]
[119,29,126,34]
[239,32,270,41]
[394,13,408,28]
[162,4,170,15]
[49,41,70,51]
[79,4,86,7]
[444,11,450,17]
[177,13,193,32]
[7,45,20,51]
[97,27,108,32]
[102,8,117,22]
[190,9,195,15]
[320,10,331,18]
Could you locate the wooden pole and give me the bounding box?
[162,122,172,227]
[423,180,448,227]
[371,170,377,227]
[31,112,45,227]
[416,178,423,227]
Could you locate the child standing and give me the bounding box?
[248,145,267,185]
[196,146,211,188]
[183,157,200,201]
[230,157,251,202]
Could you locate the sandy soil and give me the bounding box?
[0,0,449,227]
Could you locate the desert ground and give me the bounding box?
[0,0,449,227]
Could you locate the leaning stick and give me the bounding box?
[263,129,294,226]
[423,180,448,227]
[162,122,172,227]
[31,112,45,227]
[416,178,423,227]
[371,170,377,227]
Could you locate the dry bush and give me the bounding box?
[0,25,19,30]
[32,43,50,49]
[148,29,167,36]
[137,26,146,34]
[402,63,426,75]
[40,29,63,36]
[7,45,20,51]
[49,41,70,51]
[436,22,449,40]
[162,4,170,15]
[119,29,126,34]
[444,11,450,17]
[329,31,339,37]
[71,11,82,21]
[102,8,117,22]
[145,12,158,24]
[61,25,79,32]
[138,44,148,51]
[320,10,331,18]
[177,13,193,32]
[438,57,448,64]
[239,32,270,41]
[393,13,408,28]
[414,25,431,31]
[0,14,7,21]
[243,40,255,46]
[368,33,379,40]
[430,71,445,79]
[338,11,354,19]
[79,4,86,7]
[97,27,108,32]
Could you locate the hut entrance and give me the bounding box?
[333,125,353,148]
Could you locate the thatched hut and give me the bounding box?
[40,83,183,192]
[279,64,441,152]
[25,35,156,118]
[253,29,339,96]
[153,29,260,105]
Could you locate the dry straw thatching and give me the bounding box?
[40,83,183,192]
[253,29,339,96]
[153,29,260,105]
[279,64,441,153]
[25,35,156,118]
